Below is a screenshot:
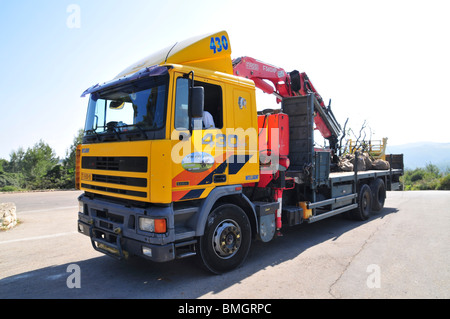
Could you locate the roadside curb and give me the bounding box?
[0,189,78,195]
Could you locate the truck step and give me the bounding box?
[176,252,197,259]
[308,204,358,223]
[175,227,196,241]
[175,240,197,259]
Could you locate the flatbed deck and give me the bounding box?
[329,168,403,183]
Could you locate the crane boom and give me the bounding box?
[232,56,341,150]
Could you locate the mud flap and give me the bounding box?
[254,201,279,242]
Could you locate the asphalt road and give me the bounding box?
[0,190,449,299]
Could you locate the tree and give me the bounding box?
[1,129,84,191]
[425,163,440,179]
[63,129,84,172]
[39,128,83,189]
[23,140,59,189]
[6,140,59,189]
[8,147,25,174]
[61,129,84,188]
[0,159,22,191]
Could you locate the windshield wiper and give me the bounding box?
[134,124,148,139]
[85,129,101,141]
[117,124,148,140]
[106,122,122,140]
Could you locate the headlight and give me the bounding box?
[78,201,84,214]
[139,217,155,232]
[139,217,167,234]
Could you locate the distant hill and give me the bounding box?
[386,142,450,170]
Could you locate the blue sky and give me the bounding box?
[1,0,449,160]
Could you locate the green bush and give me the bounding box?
[410,170,425,182]
[0,185,19,192]
[438,175,450,190]
[0,129,83,191]
[402,164,450,191]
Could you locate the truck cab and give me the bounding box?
[77,31,262,273]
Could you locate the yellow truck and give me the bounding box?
[76,31,403,274]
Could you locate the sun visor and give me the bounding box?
[80,65,168,97]
[165,30,233,74]
[81,31,233,98]
[114,31,232,80]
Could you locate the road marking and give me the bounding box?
[18,206,78,214]
[46,273,67,280]
[0,231,78,245]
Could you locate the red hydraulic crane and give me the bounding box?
[233,57,343,234]
[232,56,341,151]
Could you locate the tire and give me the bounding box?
[197,204,252,274]
[370,178,386,212]
[350,184,372,221]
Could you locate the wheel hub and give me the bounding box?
[213,220,242,259]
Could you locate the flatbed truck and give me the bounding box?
[76,31,403,274]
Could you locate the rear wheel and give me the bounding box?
[197,204,252,274]
[370,178,386,212]
[350,184,372,221]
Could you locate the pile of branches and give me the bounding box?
[336,119,390,172]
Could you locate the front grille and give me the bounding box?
[81,156,148,199]
[82,157,148,172]
[95,209,124,224]
[92,174,147,187]
[81,183,147,198]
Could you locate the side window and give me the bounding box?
[174,76,223,130]
[196,80,223,129]
[174,78,189,129]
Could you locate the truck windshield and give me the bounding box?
[84,75,168,141]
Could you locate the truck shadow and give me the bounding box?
[0,206,398,299]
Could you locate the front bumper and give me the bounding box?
[78,220,175,262]
[77,194,176,262]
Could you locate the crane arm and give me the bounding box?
[232,56,341,148]
[232,56,290,100]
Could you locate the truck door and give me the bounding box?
[170,74,226,202]
[227,88,259,185]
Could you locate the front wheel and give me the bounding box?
[197,204,252,274]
